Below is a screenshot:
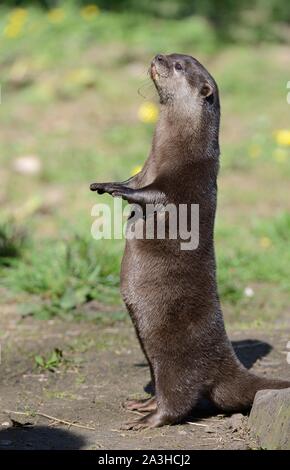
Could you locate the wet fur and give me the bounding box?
[91,54,290,429]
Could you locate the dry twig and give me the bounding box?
[4,409,95,431]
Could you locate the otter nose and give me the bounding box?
[155,54,165,64]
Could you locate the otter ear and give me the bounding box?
[200,82,214,101]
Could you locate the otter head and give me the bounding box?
[150,53,219,118]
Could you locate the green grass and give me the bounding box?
[2,232,122,319]
[0,223,27,265]
[34,348,64,372]
[1,212,288,321]
[217,212,290,300]
[0,4,289,324]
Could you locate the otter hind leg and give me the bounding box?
[124,302,155,383]
[210,369,290,413]
[121,364,200,430]
[121,394,198,431]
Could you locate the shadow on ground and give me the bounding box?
[0,426,85,450]
[232,339,272,369]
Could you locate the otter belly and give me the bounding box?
[120,238,218,336]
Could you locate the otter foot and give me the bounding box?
[123,397,157,412]
[121,410,170,431]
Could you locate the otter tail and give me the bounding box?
[210,368,290,412]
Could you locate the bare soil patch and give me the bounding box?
[0,304,289,450]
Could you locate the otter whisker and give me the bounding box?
[137,81,155,99]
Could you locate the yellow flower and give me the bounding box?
[138,102,159,124]
[249,144,261,159]
[3,8,28,39]
[131,165,142,176]
[259,237,272,249]
[274,129,290,147]
[273,148,287,163]
[3,22,22,39]
[81,4,100,20]
[48,8,65,24]
[10,8,28,20]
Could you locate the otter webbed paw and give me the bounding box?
[111,188,135,202]
[90,182,138,203]
[121,410,171,431]
[90,182,123,195]
[123,397,157,412]
[90,181,165,206]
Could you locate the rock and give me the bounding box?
[249,388,290,449]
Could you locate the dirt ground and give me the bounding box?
[0,302,289,450]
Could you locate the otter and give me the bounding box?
[90,53,290,430]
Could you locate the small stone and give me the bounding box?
[38,376,48,382]
[12,155,42,176]
[244,286,254,298]
[227,413,244,432]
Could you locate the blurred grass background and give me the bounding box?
[0,1,289,326]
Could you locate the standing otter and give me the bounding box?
[90,53,290,430]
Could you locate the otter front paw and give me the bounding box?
[90,183,125,195]
[111,188,134,201]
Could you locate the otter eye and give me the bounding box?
[175,62,183,71]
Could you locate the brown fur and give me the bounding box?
[91,54,290,430]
